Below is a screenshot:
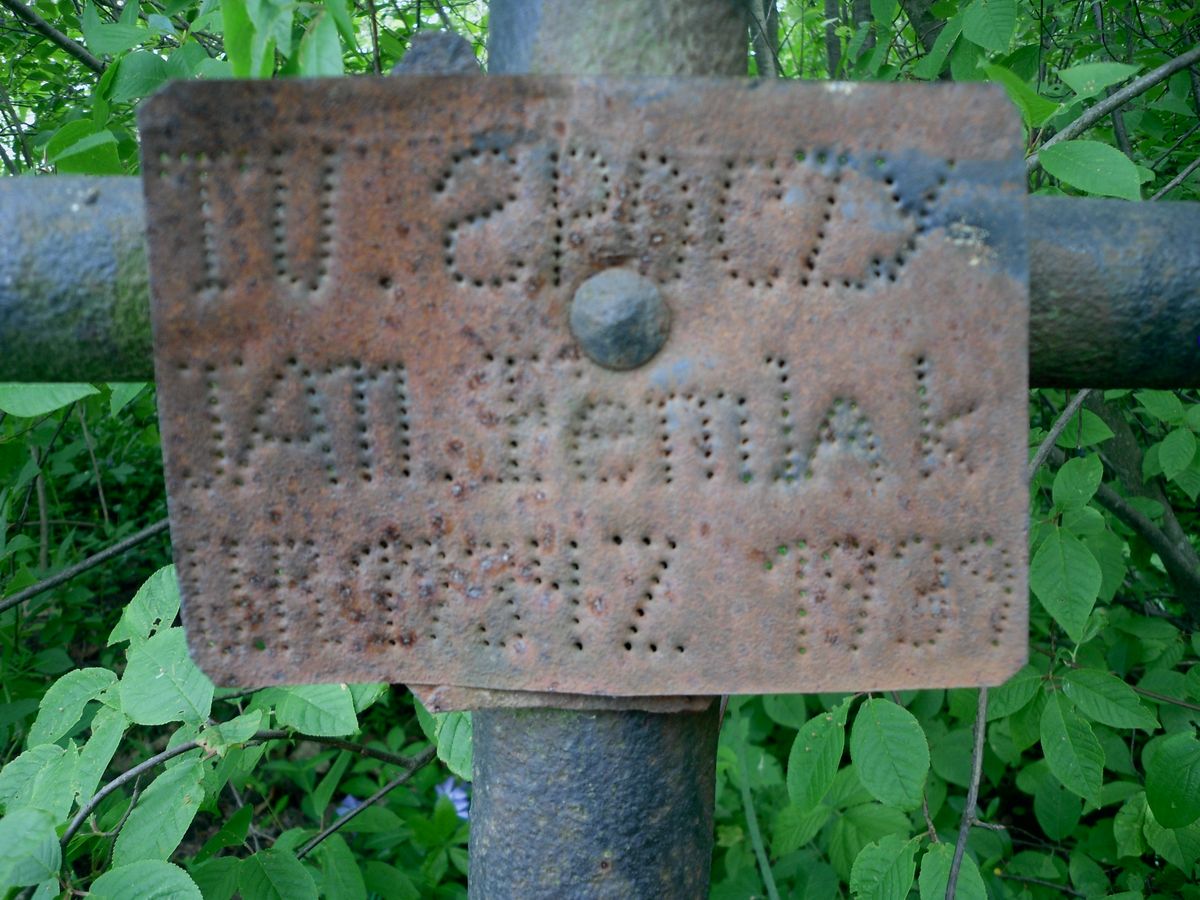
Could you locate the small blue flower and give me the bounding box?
[334,794,363,818]
[435,776,470,820]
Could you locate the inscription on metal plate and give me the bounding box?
[140,77,1029,694]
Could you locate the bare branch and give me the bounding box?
[294,746,437,859]
[1028,389,1092,481]
[945,688,987,899]
[0,519,170,616]
[0,0,106,73]
[1150,155,1200,200]
[1027,43,1200,174]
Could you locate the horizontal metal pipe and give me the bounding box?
[1,178,1198,387]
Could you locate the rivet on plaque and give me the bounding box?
[138,77,1028,696]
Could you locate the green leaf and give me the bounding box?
[108,382,147,415]
[1136,389,1185,424]
[1145,733,1200,828]
[221,0,253,78]
[1040,692,1103,802]
[917,842,986,900]
[190,857,242,900]
[1059,62,1140,100]
[788,698,850,811]
[119,627,214,725]
[298,12,343,76]
[1029,528,1101,643]
[1034,772,1082,839]
[81,0,147,55]
[828,803,911,882]
[112,758,205,866]
[849,699,929,811]
[28,667,116,746]
[273,685,358,736]
[202,709,263,751]
[109,565,181,646]
[435,710,473,780]
[1040,140,1141,200]
[988,665,1044,720]
[0,384,99,418]
[238,849,318,900]
[0,808,61,889]
[348,683,388,714]
[1160,428,1197,480]
[849,834,919,900]
[0,743,78,818]
[962,0,1015,51]
[983,64,1058,126]
[1052,454,1102,511]
[77,706,129,801]
[1144,807,1200,875]
[51,129,123,175]
[772,804,830,856]
[91,860,202,900]
[111,51,170,103]
[912,14,962,80]
[314,834,367,900]
[1055,409,1113,449]
[1061,668,1157,731]
[1113,791,1148,858]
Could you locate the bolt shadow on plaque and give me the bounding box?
[139,77,1029,694]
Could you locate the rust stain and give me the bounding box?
[139,77,1029,694]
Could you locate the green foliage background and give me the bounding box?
[1,1,1199,897]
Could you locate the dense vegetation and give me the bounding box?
[1,0,1199,897]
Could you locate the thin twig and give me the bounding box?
[735,714,781,900]
[366,0,381,74]
[77,407,110,525]
[62,730,432,849]
[0,519,170,615]
[1149,155,1200,200]
[1027,43,1200,173]
[945,688,988,899]
[1028,389,1092,481]
[32,446,48,571]
[294,746,437,859]
[1150,121,1200,169]
[0,79,33,167]
[995,871,1085,896]
[1131,684,1200,713]
[0,0,106,73]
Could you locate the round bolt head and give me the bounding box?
[569,269,671,371]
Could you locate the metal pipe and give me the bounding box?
[3,180,1199,387]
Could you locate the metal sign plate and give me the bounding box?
[140,77,1028,694]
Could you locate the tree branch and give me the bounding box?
[0,0,106,74]
[1028,389,1092,481]
[945,688,987,899]
[0,519,170,616]
[1149,155,1200,200]
[1027,43,1200,174]
[294,745,437,859]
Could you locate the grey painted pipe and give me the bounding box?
[2,182,1199,388]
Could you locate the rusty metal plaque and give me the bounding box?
[140,77,1028,695]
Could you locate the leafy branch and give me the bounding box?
[0,0,105,73]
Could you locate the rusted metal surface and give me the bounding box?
[140,76,1028,694]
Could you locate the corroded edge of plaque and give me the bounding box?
[140,77,1029,695]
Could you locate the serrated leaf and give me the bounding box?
[1055,409,1113,449]
[1040,693,1103,802]
[202,709,264,752]
[238,849,318,900]
[1160,428,1197,480]
[81,0,147,55]
[190,857,241,900]
[772,803,830,856]
[849,834,919,900]
[0,743,78,818]
[112,758,204,866]
[1052,454,1103,511]
[313,834,367,900]
[1029,528,1101,643]
[988,665,1044,720]
[119,627,213,726]
[91,860,202,899]
[1062,669,1157,731]
[788,698,850,811]
[1144,807,1200,874]
[1059,61,1140,100]
[917,842,986,900]
[913,13,962,79]
[828,803,911,882]
[28,667,116,746]
[962,0,1015,51]
[298,12,343,76]
[111,51,170,102]
[1083,530,1125,604]
[1034,772,1082,839]
[983,64,1058,126]
[849,699,929,811]
[77,705,128,801]
[273,685,358,736]
[109,565,181,646]
[348,683,388,713]
[0,384,99,418]
[108,382,147,415]
[0,808,60,889]
[1040,140,1141,201]
[1145,733,1200,828]
[435,711,472,780]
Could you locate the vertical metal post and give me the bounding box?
[467,2,747,896]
